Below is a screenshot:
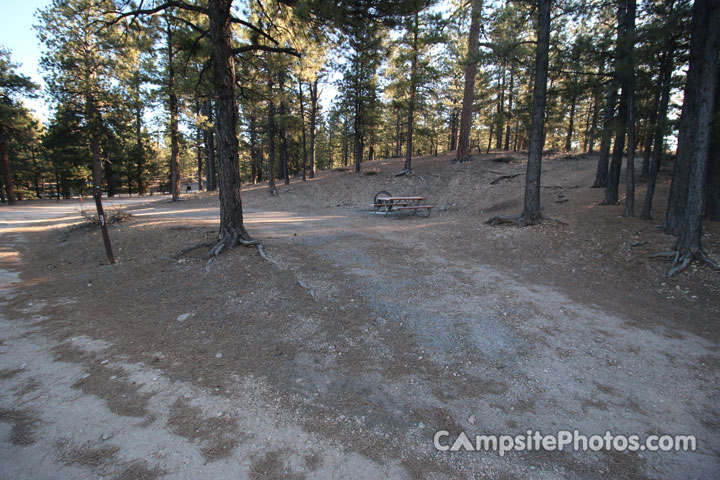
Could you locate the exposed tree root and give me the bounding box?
[203,256,217,273]
[256,244,277,265]
[651,249,720,276]
[173,241,214,259]
[207,239,228,258]
[238,238,261,247]
[667,253,693,277]
[651,251,679,260]
[171,231,262,273]
[395,168,412,177]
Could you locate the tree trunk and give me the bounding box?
[588,103,599,154]
[103,153,115,197]
[258,139,264,182]
[86,98,115,264]
[455,0,482,163]
[278,72,290,185]
[167,18,180,202]
[208,0,252,245]
[297,81,308,181]
[354,96,362,173]
[203,100,217,190]
[504,65,514,151]
[623,0,637,217]
[672,0,720,270]
[641,47,674,220]
[404,12,419,174]
[587,70,602,154]
[194,101,203,190]
[565,96,576,152]
[603,0,634,205]
[522,0,551,224]
[342,119,349,167]
[641,70,663,177]
[486,115,494,154]
[706,68,720,221]
[707,116,720,221]
[664,1,717,235]
[582,99,592,152]
[249,114,257,183]
[0,127,15,204]
[267,78,277,194]
[309,78,318,178]
[593,79,618,187]
[496,64,505,150]
[32,148,41,198]
[392,108,399,157]
[450,109,458,151]
[135,104,146,195]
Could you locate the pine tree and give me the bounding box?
[660,0,720,275]
[487,0,551,226]
[0,48,38,204]
[38,0,120,263]
[454,0,482,163]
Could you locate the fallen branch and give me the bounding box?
[490,173,521,185]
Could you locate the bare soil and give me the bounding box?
[1,150,719,479]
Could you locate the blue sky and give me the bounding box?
[0,0,51,122]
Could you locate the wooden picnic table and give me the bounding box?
[373,193,434,217]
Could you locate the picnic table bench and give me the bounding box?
[373,191,434,217]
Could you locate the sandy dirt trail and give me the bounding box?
[0,207,408,480]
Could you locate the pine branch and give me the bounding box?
[229,17,280,46]
[104,0,208,27]
[231,45,301,57]
[169,14,209,36]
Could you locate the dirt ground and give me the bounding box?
[1,150,719,479]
